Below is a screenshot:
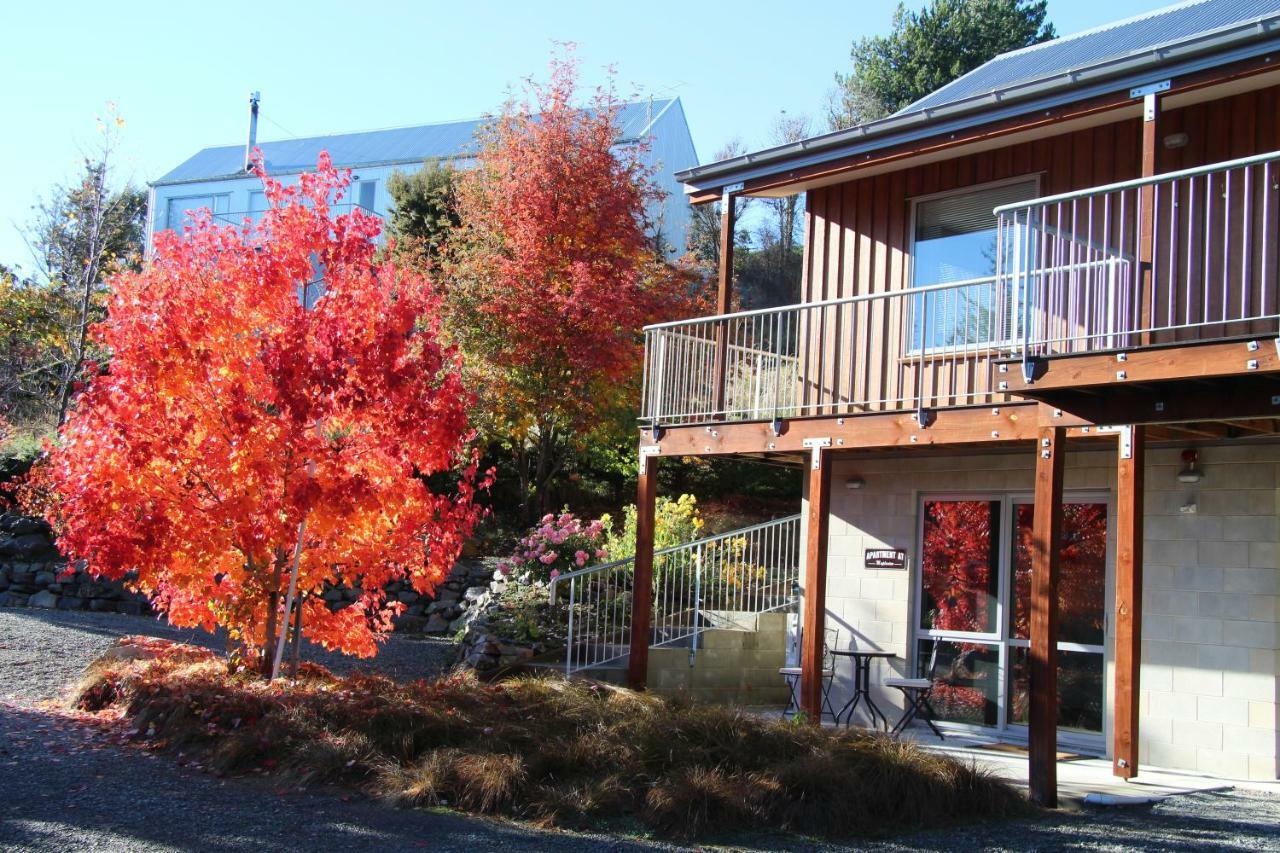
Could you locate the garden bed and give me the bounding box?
[73,638,1030,841]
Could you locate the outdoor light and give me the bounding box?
[1163,132,1190,149]
[845,475,866,490]
[1177,448,1204,484]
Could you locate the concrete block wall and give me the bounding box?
[646,612,791,706]
[800,442,1279,780]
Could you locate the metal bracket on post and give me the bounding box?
[1097,425,1133,459]
[639,444,661,475]
[802,437,831,470]
[1131,79,1172,109]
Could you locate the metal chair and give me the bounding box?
[885,641,945,739]
[780,627,838,721]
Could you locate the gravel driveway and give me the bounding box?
[1,606,1277,852]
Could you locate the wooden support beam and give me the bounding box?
[712,191,736,418]
[1029,425,1065,808]
[1114,426,1145,779]
[641,403,1090,457]
[1138,92,1160,342]
[627,452,658,689]
[799,445,832,721]
[1007,339,1280,395]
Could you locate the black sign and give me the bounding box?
[864,548,907,569]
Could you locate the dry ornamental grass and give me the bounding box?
[73,638,1029,841]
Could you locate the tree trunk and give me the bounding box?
[259,549,286,677]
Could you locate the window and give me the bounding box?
[165,194,231,232]
[356,180,377,212]
[910,179,1037,351]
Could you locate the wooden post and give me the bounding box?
[627,451,658,689]
[712,189,736,418]
[1029,425,1065,807]
[1138,92,1160,344]
[1114,425,1145,778]
[799,442,831,721]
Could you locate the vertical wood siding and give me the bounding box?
[797,85,1280,413]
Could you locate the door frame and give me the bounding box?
[911,490,1114,753]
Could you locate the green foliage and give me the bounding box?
[830,0,1055,129]
[603,493,705,560]
[486,582,557,645]
[385,159,460,266]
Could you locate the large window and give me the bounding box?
[165,193,231,232]
[910,179,1037,350]
[914,495,1109,742]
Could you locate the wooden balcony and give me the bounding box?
[641,151,1280,440]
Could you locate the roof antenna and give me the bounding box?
[245,91,261,173]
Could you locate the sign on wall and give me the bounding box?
[864,548,907,570]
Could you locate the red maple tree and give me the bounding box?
[40,154,488,669]
[444,52,700,518]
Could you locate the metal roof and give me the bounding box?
[906,0,1280,112]
[154,98,675,186]
[677,0,1280,193]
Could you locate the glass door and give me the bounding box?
[915,496,1109,746]
[1005,500,1108,741]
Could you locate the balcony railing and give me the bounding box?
[209,201,383,227]
[642,150,1280,426]
[998,149,1280,361]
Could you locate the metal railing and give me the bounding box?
[641,275,1019,424]
[548,514,802,675]
[643,150,1280,425]
[998,149,1280,360]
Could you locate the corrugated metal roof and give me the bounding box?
[155,99,673,185]
[677,0,1280,192]
[906,0,1280,113]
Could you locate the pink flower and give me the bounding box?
[595,549,607,559]
[540,551,558,565]
[498,563,512,576]
[541,513,555,524]
[574,550,588,564]
[549,569,560,580]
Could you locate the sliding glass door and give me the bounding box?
[915,495,1110,747]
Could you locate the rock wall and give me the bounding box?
[0,510,502,639]
[0,513,151,613]
[296,558,501,637]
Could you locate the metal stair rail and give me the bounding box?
[548,513,803,676]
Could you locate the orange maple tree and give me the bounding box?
[444,53,700,518]
[40,154,488,668]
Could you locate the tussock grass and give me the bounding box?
[75,645,1029,840]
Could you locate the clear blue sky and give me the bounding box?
[0,0,1169,271]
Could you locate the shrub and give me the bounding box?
[497,511,609,584]
[602,493,704,560]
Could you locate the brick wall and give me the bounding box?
[801,442,1279,780]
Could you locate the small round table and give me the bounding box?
[830,649,896,730]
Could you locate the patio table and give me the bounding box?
[831,649,895,730]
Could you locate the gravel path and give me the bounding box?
[1,606,1277,851]
[0,608,458,705]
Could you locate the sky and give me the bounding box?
[0,0,1173,271]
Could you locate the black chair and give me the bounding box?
[885,642,945,739]
[780,627,838,721]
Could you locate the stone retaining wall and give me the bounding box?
[0,513,151,614]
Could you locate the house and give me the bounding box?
[146,94,698,255]
[565,0,1280,808]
